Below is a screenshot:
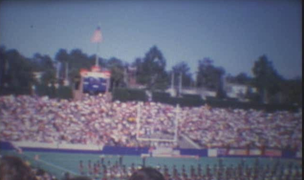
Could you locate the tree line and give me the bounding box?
[0,45,302,105]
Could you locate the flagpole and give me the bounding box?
[179,73,182,97]
[96,42,100,67]
[171,72,174,89]
[56,62,60,80]
[65,62,69,86]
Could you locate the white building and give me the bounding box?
[166,87,216,99]
[33,72,43,83]
[224,82,257,101]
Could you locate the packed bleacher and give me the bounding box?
[0,95,302,150]
[179,106,302,150]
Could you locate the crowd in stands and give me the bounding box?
[0,95,302,150]
[179,106,302,150]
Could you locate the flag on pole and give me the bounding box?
[91,26,102,43]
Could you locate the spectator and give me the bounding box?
[0,95,301,150]
[129,167,165,180]
[0,155,37,180]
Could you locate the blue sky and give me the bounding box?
[0,0,302,79]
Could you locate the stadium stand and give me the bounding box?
[0,94,302,180]
[0,95,302,150]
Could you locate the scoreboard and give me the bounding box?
[83,76,107,94]
[80,66,111,95]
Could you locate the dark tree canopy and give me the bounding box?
[31,53,54,72]
[134,46,169,90]
[107,57,125,90]
[55,49,69,63]
[252,55,283,102]
[0,45,301,105]
[172,61,193,88]
[279,77,302,105]
[55,49,70,80]
[234,72,252,85]
[196,58,225,90]
[0,47,35,94]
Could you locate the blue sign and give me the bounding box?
[83,76,107,94]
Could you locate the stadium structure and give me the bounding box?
[0,96,302,180]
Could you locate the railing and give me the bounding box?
[0,141,301,159]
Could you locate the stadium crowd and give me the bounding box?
[0,95,302,150]
[179,106,302,150]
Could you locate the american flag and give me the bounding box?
[91,26,102,43]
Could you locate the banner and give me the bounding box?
[249,149,261,156]
[11,141,103,151]
[264,149,282,157]
[152,147,173,156]
[217,148,227,156]
[208,149,217,157]
[228,149,247,156]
